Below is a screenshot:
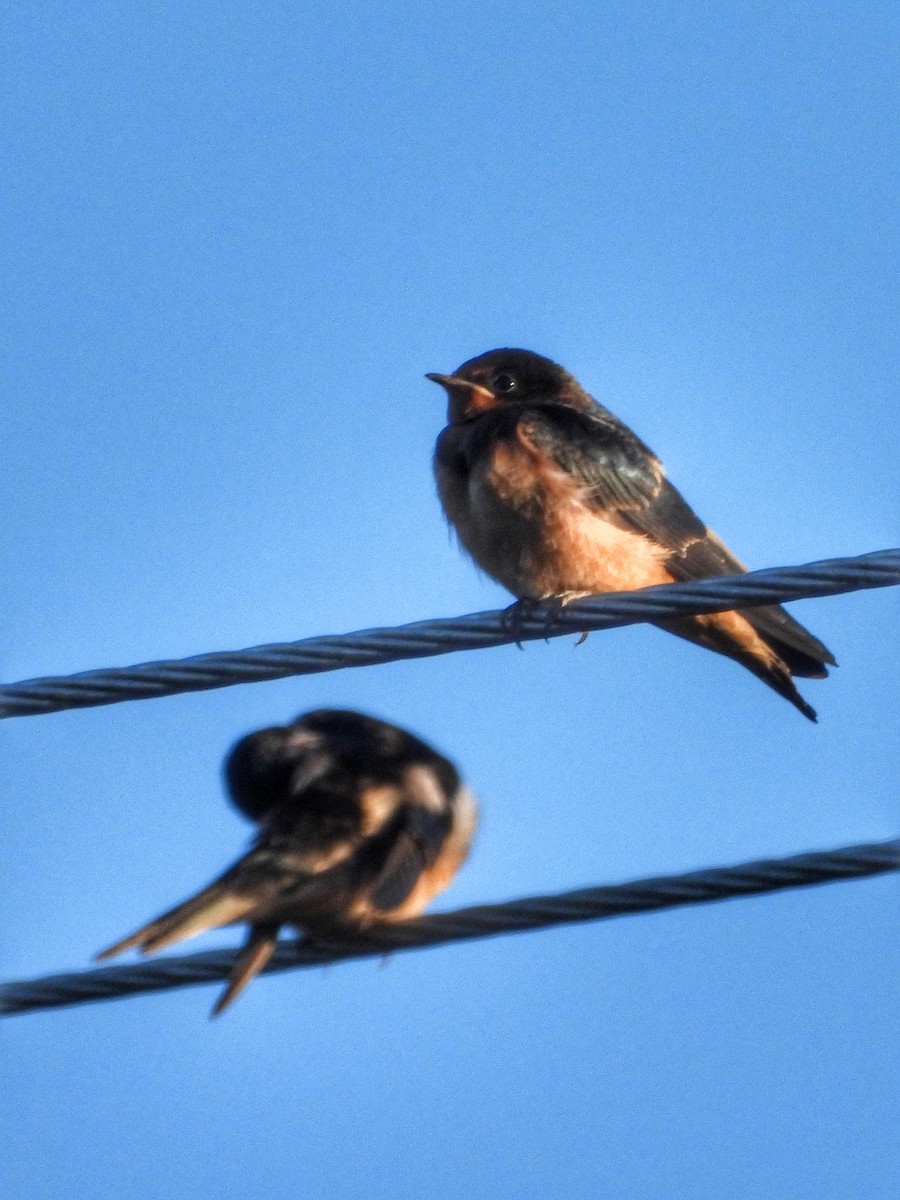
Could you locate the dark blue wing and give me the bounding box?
[520,404,706,550]
[367,807,451,913]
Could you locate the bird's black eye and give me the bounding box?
[492,372,517,393]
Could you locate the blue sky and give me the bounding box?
[1,4,898,1197]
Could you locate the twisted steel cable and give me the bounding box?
[2,838,896,1016]
[1,549,898,719]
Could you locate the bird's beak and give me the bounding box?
[425,372,498,420]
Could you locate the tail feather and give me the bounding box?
[210,924,280,1018]
[742,603,836,678]
[659,613,820,721]
[726,644,818,722]
[96,883,260,962]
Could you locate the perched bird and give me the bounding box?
[428,348,834,720]
[97,709,478,1015]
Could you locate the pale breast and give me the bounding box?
[437,421,673,599]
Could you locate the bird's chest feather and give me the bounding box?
[434,420,670,598]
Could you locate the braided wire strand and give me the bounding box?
[2,838,896,1016]
[1,549,899,719]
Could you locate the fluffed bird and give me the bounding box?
[97,709,478,1015]
[428,348,834,720]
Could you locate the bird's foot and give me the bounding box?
[501,596,582,647]
[500,597,543,648]
[554,590,591,645]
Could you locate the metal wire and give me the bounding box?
[1,549,898,719]
[2,837,896,1016]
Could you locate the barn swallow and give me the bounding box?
[97,710,478,1015]
[428,348,835,720]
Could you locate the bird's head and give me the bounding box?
[427,348,589,423]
